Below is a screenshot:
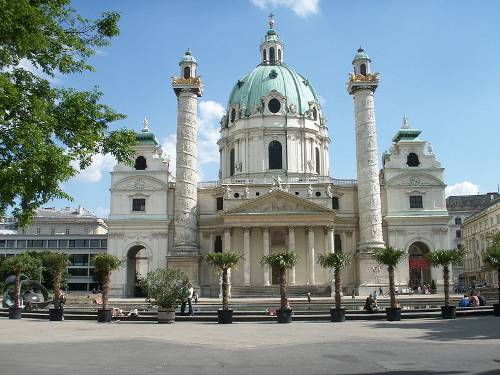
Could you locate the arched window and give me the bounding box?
[263,49,267,61]
[360,63,367,76]
[268,141,282,169]
[134,156,147,170]
[278,48,282,62]
[407,153,420,167]
[334,234,342,252]
[269,47,276,64]
[315,148,320,174]
[214,236,222,253]
[268,98,281,113]
[230,148,235,176]
[183,66,190,79]
[230,108,236,123]
[313,107,318,121]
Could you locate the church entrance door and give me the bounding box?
[408,242,431,290]
[126,245,150,297]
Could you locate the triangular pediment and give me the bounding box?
[222,190,334,215]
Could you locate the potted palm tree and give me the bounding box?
[425,248,467,319]
[261,249,298,323]
[318,252,351,322]
[140,268,189,323]
[43,252,69,321]
[91,254,123,322]
[484,231,500,317]
[205,251,244,324]
[2,253,40,319]
[373,246,406,321]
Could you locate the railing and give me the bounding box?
[193,176,357,189]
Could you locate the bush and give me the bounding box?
[140,268,189,309]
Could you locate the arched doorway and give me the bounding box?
[126,245,151,297]
[408,241,431,289]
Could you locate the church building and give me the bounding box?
[107,18,449,297]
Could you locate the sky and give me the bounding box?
[45,0,499,218]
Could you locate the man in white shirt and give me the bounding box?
[181,282,194,316]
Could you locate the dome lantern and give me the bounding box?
[179,49,197,79]
[260,14,284,65]
[352,47,371,76]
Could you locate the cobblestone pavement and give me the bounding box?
[1,317,499,374]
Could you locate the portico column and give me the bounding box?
[288,226,296,285]
[224,227,231,251]
[263,227,270,286]
[327,225,335,297]
[307,227,316,285]
[243,227,251,286]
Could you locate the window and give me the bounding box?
[255,192,260,196]
[214,235,222,253]
[409,195,423,209]
[65,228,70,235]
[47,240,58,248]
[315,191,321,197]
[0,240,5,248]
[36,228,40,235]
[216,197,223,211]
[84,227,89,234]
[295,192,299,195]
[406,153,420,167]
[101,239,107,248]
[262,49,266,61]
[278,48,281,62]
[183,66,190,79]
[229,148,235,176]
[90,239,101,248]
[51,228,55,235]
[230,108,236,123]
[132,198,146,212]
[360,63,367,76]
[27,240,44,248]
[58,239,68,248]
[455,217,462,225]
[6,240,15,248]
[269,47,275,64]
[74,239,89,248]
[69,254,89,266]
[332,197,339,210]
[313,107,318,121]
[134,156,147,170]
[68,268,88,277]
[268,98,281,113]
[456,230,462,238]
[268,140,282,169]
[315,148,320,174]
[334,234,342,252]
[234,192,240,198]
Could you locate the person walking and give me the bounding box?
[181,282,194,316]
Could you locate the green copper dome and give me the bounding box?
[179,50,197,65]
[352,47,370,63]
[227,64,320,116]
[136,129,159,146]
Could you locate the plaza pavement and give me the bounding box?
[0,316,499,374]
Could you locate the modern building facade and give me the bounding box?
[107,19,450,297]
[0,207,108,291]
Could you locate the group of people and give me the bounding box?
[413,284,432,295]
[458,291,486,308]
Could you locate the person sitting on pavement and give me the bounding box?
[458,294,470,308]
[477,292,486,306]
[364,294,377,313]
[469,293,480,307]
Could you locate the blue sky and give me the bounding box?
[49,0,499,217]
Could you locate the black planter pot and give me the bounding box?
[217,309,233,324]
[8,307,23,320]
[493,304,500,317]
[277,308,293,323]
[441,305,456,319]
[386,307,402,321]
[330,308,346,322]
[97,309,112,323]
[49,308,64,321]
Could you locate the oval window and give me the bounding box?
[230,108,236,123]
[268,98,281,113]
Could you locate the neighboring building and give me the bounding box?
[446,193,499,283]
[0,207,108,291]
[462,198,500,287]
[107,18,450,297]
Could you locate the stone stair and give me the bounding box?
[229,285,331,298]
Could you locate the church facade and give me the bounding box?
[107,19,449,297]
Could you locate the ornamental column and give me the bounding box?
[243,227,251,286]
[307,227,316,285]
[168,50,203,285]
[262,227,270,286]
[288,226,296,285]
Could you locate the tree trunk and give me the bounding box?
[334,269,341,310]
[14,272,20,309]
[222,268,229,310]
[54,271,61,310]
[102,271,110,310]
[443,265,450,306]
[388,265,396,309]
[279,267,287,310]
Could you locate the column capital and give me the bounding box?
[224,226,232,233]
[288,225,296,231]
[243,226,251,234]
[307,226,315,233]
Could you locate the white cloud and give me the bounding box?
[162,100,224,179]
[11,58,61,83]
[445,181,480,197]
[71,153,116,183]
[250,0,319,17]
[93,206,110,218]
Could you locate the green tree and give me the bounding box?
[140,268,189,309]
[205,252,244,311]
[425,249,467,306]
[2,253,41,309]
[42,252,69,309]
[373,246,406,309]
[261,250,298,310]
[0,0,136,227]
[318,253,351,310]
[91,254,123,310]
[484,231,500,306]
